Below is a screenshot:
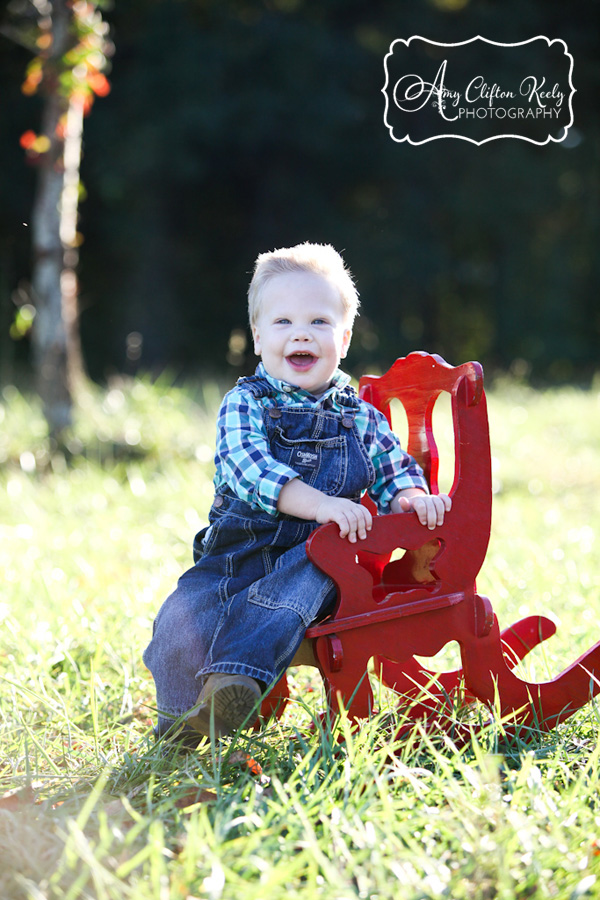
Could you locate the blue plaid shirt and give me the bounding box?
[214,363,428,516]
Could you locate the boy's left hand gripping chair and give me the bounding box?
[262,352,600,736]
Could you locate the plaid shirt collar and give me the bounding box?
[255,361,352,404]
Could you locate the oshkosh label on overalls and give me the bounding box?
[291,447,319,469]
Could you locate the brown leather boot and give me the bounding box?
[187,674,261,736]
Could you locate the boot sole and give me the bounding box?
[187,679,261,736]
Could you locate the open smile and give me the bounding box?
[286,352,317,371]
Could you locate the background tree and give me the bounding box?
[2,0,111,437]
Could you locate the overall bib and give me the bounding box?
[143,375,376,734]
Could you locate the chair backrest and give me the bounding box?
[358,351,484,494]
[357,352,492,590]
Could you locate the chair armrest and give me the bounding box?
[306,510,445,619]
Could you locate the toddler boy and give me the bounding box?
[143,243,451,739]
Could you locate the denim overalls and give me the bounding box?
[143,374,376,734]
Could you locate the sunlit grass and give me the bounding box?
[1,374,599,899]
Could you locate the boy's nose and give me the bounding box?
[291,328,310,340]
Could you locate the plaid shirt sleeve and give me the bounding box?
[362,405,429,514]
[215,388,299,516]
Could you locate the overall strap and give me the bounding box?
[235,374,277,400]
[327,383,361,411]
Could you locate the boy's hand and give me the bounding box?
[315,496,373,543]
[393,491,452,530]
[276,478,371,542]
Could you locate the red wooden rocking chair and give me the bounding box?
[263,352,600,735]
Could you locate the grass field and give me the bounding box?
[1,374,599,900]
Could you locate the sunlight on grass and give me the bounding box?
[1,374,600,899]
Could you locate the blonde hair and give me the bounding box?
[248,242,360,326]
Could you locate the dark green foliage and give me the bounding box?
[1,0,598,383]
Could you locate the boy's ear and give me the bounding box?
[251,324,261,356]
[340,327,352,359]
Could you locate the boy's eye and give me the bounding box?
[312,318,329,325]
[274,318,291,325]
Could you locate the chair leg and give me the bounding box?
[375,654,463,706]
[260,672,290,721]
[314,635,375,720]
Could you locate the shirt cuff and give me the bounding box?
[250,463,300,516]
[376,475,430,515]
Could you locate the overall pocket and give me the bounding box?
[271,429,348,496]
[247,553,335,626]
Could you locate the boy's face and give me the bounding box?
[252,270,352,395]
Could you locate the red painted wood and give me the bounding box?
[261,352,600,734]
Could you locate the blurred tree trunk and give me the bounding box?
[29,0,83,437]
[4,0,111,439]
